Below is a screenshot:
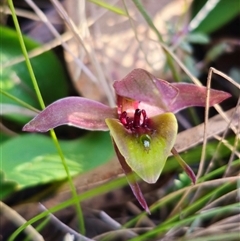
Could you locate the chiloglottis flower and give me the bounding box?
[23,68,231,213]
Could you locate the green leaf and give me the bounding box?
[0,170,18,199]
[190,0,239,34]
[191,0,208,19]
[0,26,68,123]
[106,113,178,183]
[185,32,209,44]
[174,172,192,190]
[205,42,229,62]
[179,41,193,54]
[0,132,114,199]
[0,132,12,144]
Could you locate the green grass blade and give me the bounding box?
[128,202,240,241]
[8,176,129,240]
[0,89,39,113]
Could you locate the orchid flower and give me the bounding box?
[23,69,231,213]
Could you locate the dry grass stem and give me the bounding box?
[50,0,115,106]
[0,6,40,21]
[23,0,98,84]
[0,201,44,241]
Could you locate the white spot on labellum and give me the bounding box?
[140,134,151,151]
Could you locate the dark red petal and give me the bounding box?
[171,147,196,184]
[171,83,231,113]
[23,97,117,132]
[114,68,178,112]
[114,69,231,115]
[113,141,150,214]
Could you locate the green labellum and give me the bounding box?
[106,112,178,183]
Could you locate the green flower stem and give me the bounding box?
[7,0,85,235]
[132,0,180,82]
[49,130,86,234]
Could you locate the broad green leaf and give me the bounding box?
[0,171,18,199]
[191,0,208,18]
[190,0,239,34]
[0,132,113,199]
[0,132,11,144]
[106,113,178,183]
[0,26,68,123]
